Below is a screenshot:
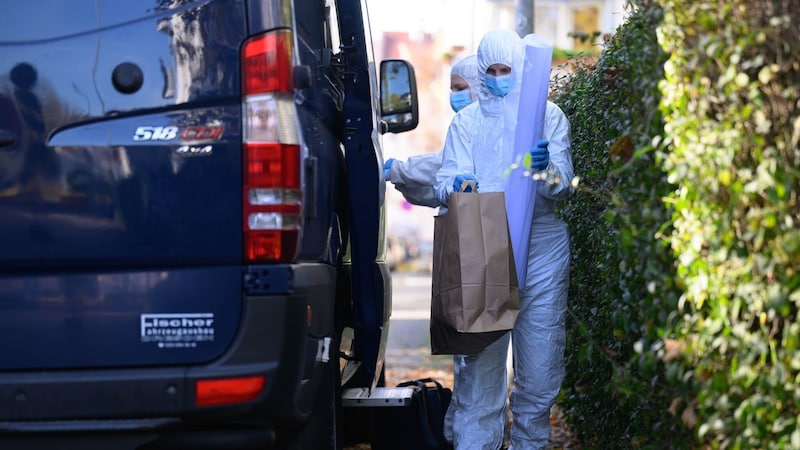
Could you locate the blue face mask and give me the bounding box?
[449,89,472,112]
[485,73,514,97]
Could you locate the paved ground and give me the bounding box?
[384,271,453,387]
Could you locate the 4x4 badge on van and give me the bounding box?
[132,126,224,141]
[175,145,213,156]
[140,313,215,349]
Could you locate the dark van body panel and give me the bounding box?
[0,0,409,447]
[0,0,247,272]
[0,107,243,271]
[0,0,247,371]
[0,263,337,449]
[0,264,336,422]
[0,267,242,369]
[292,0,348,264]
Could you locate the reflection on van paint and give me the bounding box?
[0,271,171,309]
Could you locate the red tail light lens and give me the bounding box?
[245,143,300,188]
[195,376,266,407]
[243,29,293,95]
[245,231,300,262]
[241,30,302,264]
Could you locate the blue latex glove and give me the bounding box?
[383,158,396,179]
[529,139,549,170]
[453,173,478,193]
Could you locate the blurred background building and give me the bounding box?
[371,0,627,271]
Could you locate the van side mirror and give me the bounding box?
[379,59,419,134]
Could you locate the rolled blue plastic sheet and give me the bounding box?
[504,34,553,289]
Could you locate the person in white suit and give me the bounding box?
[383,54,480,207]
[434,29,574,450]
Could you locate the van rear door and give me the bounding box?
[0,0,246,370]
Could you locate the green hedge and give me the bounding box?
[552,0,800,447]
[552,1,689,447]
[658,0,800,447]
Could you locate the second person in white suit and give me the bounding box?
[384,54,481,207]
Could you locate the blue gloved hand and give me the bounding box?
[453,173,478,193]
[383,158,396,179]
[529,139,549,170]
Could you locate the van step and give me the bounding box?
[341,387,415,408]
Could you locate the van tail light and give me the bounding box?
[242,29,302,263]
[195,376,266,407]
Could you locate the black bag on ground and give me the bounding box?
[396,378,453,450]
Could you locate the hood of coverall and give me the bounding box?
[475,30,525,168]
[451,54,481,96]
[460,29,525,197]
[476,29,524,117]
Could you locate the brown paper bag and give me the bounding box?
[429,309,509,356]
[431,191,520,337]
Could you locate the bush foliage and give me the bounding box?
[658,0,800,447]
[551,0,799,447]
[551,1,689,447]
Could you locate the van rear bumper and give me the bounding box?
[0,263,339,448]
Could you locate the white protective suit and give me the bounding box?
[385,55,481,207]
[434,30,574,450]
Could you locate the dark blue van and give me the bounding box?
[0,0,417,448]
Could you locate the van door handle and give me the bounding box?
[0,130,15,148]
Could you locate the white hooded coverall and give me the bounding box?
[434,30,574,450]
[385,55,481,207]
